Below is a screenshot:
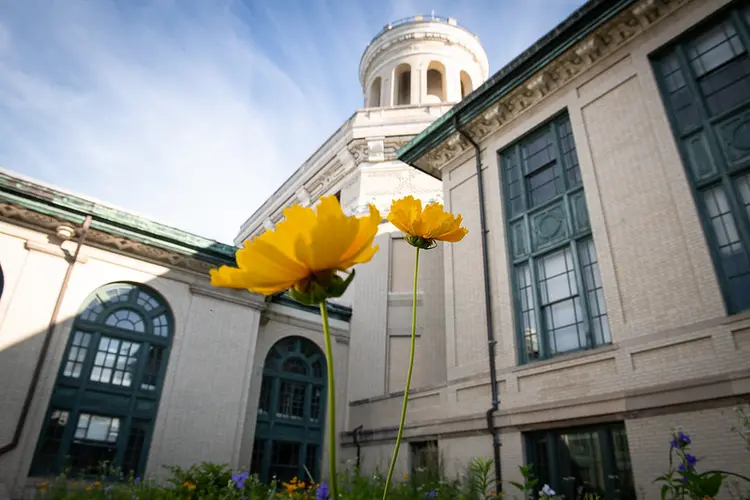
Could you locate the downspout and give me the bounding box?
[0,215,93,457]
[351,424,363,470]
[453,115,502,494]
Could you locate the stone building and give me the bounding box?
[2,0,750,498]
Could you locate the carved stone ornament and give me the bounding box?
[0,202,220,275]
[421,0,691,173]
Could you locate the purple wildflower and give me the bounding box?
[425,490,438,498]
[670,431,692,449]
[316,482,329,500]
[232,471,249,489]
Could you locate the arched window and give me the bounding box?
[30,283,174,477]
[251,336,326,483]
[460,70,473,98]
[426,61,446,103]
[395,63,412,105]
[369,77,382,107]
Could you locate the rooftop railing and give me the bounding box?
[365,14,478,47]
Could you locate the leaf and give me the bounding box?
[660,484,671,500]
[698,472,725,496]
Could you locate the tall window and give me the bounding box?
[251,336,326,483]
[30,283,173,477]
[653,4,750,314]
[369,77,382,107]
[499,113,610,364]
[525,423,636,499]
[395,64,412,105]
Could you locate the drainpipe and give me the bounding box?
[453,115,502,494]
[351,424,363,470]
[0,215,93,457]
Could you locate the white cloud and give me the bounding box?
[0,0,586,243]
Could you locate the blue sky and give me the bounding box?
[0,0,586,244]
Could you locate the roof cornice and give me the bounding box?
[398,0,689,173]
[0,170,237,268]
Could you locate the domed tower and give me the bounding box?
[360,15,489,108]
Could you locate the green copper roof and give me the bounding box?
[0,170,238,266]
[397,0,637,167]
[0,169,353,320]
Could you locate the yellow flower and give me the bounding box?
[85,486,92,492]
[183,481,196,490]
[211,196,380,304]
[387,196,468,249]
[93,482,101,487]
[402,473,408,479]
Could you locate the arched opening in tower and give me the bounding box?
[369,77,382,107]
[395,63,411,105]
[460,70,473,98]
[426,61,446,103]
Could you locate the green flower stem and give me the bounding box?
[383,246,420,499]
[320,301,339,499]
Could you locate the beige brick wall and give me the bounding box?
[0,221,266,496]
[626,406,750,499]
[349,0,750,489]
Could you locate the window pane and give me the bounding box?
[702,185,750,309]
[30,410,69,475]
[687,20,745,76]
[559,431,606,497]
[522,128,556,173]
[122,420,148,474]
[282,358,307,375]
[305,444,320,479]
[80,298,104,322]
[516,264,539,360]
[140,345,164,392]
[276,381,306,419]
[63,331,91,378]
[136,291,159,312]
[557,118,581,186]
[578,239,611,345]
[269,441,300,483]
[310,385,323,422]
[657,54,701,133]
[543,297,585,354]
[612,428,637,498]
[250,439,266,477]
[105,309,145,332]
[503,150,525,217]
[152,313,169,337]
[74,413,120,443]
[537,247,577,304]
[699,56,750,116]
[90,336,141,387]
[527,163,565,207]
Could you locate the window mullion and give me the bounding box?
[674,45,712,126]
[516,145,529,212]
[570,238,593,348]
[551,121,568,191]
[528,256,548,359]
[731,9,750,55]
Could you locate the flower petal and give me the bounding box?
[339,204,381,268]
[295,196,361,272]
[387,196,421,235]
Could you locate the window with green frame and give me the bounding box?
[30,283,173,477]
[525,423,636,499]
[499,113,611,364]
[652,2,750,314]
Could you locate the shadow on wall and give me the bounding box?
[0,235,267,496]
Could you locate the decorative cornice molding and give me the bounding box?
[0,202,223,275]
[189,283,267,310]
[411,0,692,173]
[360,30,487,89]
